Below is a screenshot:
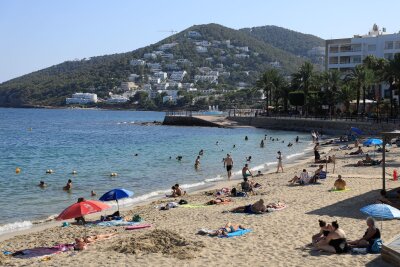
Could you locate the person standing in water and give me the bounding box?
[245,136,248,141]
[195,155,201,169]
[295,136,299,143]
[276,151,284,173]
[224,154,234,180]
[260,140,265,148]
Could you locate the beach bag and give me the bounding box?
[368,238,382,253]
[319,171,327,179]
[132,214,142,222]
[179,199,188,205]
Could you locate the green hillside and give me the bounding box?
[0,23,317,107]
[240,25,325,57]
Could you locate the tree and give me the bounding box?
[291,62,314,115]
[288,91,305,108]
[346,65,369,115]
[320,70,341,115]
[256,69,286,114]
[338,84,356,114]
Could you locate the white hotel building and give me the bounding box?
[325,25,400,98]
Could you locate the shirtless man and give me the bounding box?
[242,164,253,179]
[195,156,200,169]
[224,154,233,180]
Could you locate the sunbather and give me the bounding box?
[314,221,349,254]
[333,175,346,190]
[355,154,382,167]
[310,165,324,183]
[198,222,246,237]
[74,233,117,250]
[230,199,266,214]
[348,217,381,248]
[206,198,232,205]
[288,169,310,185]
[312,220,331,244]
[349,146,363,155]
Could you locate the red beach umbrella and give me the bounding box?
[56,200,111,221]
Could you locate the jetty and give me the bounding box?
[163,114,244,128]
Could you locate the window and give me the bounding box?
[368,44,376,51]
[395,41,400,49]
[384,53,394,60]
[351,56,362,63]
[385,41,394,50]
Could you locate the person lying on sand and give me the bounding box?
[355,154,382,167]
[254,170,264,177]
[231,199,266,214]
[198,222,246,237]
[314,221,349,254]
[315,156,333,164]
[348,217,380,248]
[206,198,232,205]
[333,175,346,191]
[349,146,363,155]
[74,233,117,251]
[312,220,331,245]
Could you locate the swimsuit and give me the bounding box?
[244,204,253,214]
[364,228,381,245]
[226,165,232,172]
[323,230,330,237]
[328,238,348,253]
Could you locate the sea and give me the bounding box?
[0,108,313,235]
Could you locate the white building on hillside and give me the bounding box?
[66,93,98,104]
[170,71,187,81]
[196,46,208,53]
[187,31,202,38]
[121,82,138,91]
[130,59,145,66]
[149,77,161,84]
[153,71,168,80]
[158,42,178,51]
[128,74,140,81]
[144,53,157,59]
[106,95,129,104]
[194,75,218,84]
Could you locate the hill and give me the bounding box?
[0,23,318,107]
[240,25,325,57]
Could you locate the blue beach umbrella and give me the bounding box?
[360,204,400,219]
[99,188,134,212]
[360,203,400,231]
[351,127,364,135]
[363,138,383,146]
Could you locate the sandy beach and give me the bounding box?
[1,141,399,267]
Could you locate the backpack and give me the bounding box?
[230,187,237,196]
[179,199,188,205]
[368,238,382,253]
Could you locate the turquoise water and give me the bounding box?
[0,108,312,233]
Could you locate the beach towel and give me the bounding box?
[219,229,251,238]
[266,205,287,212]
[180,204,209,208]
[13,244,74,259]
[125,224,151,230]
[88,219,140,227]
[330,188,351,192]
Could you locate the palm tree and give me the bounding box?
[386,54,400,115]
[292,62,314,115]
[321,70,342,115]
[346,65,369,115]
[257,69,285,114]
[338,84,356,114]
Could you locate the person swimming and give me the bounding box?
[176,156,183,161]
[63,179,72,191]
[91,190,97,196]
[199,149,204,156]
[246,156,252,162]
[38,181,47,188]
[245,136,248,141]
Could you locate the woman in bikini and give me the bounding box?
[315,221,349,254]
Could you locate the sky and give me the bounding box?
[0,0,399,83]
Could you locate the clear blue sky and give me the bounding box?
[1,0,399,83]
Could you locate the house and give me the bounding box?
[238,46,249,52]
[220,71,230,77]
[170,71,187,81]
[194,75,218,84]
[142,84,152,91]
[143,53,157,59]
[128,74,140,82]
[205,57,214,62]
[176,58,190,64]
[147,63,162,71]
[269,61,281,68]
[235,53,250,59]
[130,59,146,66]
[187,31,202,38]
[158,42,178,51]
[161,53,174,59]
[162,90,179,103]
[106,95,129,104]
[153,51,164,56]
[66,93,97,104]
[182,83,194,89]
[196,46,208,53]
[121,82,138,91]
[195,40,210,47]
[153,71,168,80]
[156,83,170,90]
[165,63,180,70]
[198,67,212,74]
[149,77,161,84]
[168,81,182,88]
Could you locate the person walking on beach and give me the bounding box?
[314,142,320,162]
[276,151,283,173]
[224,154,233,180]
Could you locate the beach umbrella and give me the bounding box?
[99,188,134,212]
[363,138,383,146]
[56,200,111,221]
[360,203,400,231]
[351,127,363,135]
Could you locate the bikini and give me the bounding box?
[329,238,348,253]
